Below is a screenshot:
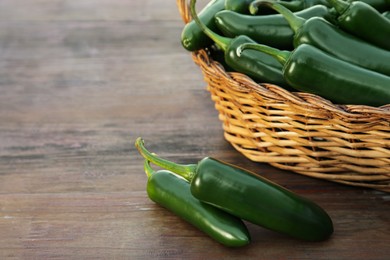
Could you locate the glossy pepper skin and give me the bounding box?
[135,138,334,242]
[264,0,331,12]
[255,1,390,76]
[181,0,225,51]
[190,0,290,87]
[327,0,390,51]
[225,0,257,13]
[384,10,390,19]
[225,0,331,13]
[239,43,390,106]
[354,0,390,12]
[143,160,251,247]
[215,5,334,50]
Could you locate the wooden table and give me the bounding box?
[0,0,388,259]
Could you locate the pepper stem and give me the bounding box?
[135,137,197,182]
[144,159,154,178]
[326,0,349,14]
[250,0,305,33]
[190,0,231,52]
[237,43,290,66]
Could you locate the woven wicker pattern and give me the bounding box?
[177,0,390,192]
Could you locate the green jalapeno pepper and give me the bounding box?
[260,0,331,12]
[273,0,389,12]
[327,0,390,51]
[215,5,334,50]
[238,43,390,106]
[225,0,331,14]
[190,0,291,87]
[181,0,225,51]
[143,159,251,247]
[135,138,334,242]
[252,1,390,76]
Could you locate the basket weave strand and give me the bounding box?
[177,0,390,192]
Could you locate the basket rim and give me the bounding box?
[193,49,390,120]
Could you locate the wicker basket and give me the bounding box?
[176,0,390,192]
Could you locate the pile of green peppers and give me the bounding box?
[181,0,390,107]
[136,137,334,247]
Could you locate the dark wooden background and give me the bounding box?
[0,0,389,259]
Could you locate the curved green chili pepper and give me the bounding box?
[226,0,331,14]
[136,138,334,242]
[181,0,225,52]
[254,1,390,76]
[143,159,251,247]
[258,0,331,12]
[327,0,390,51]
[190,0,291,87]
[238,43,390,106]
[215,5,334,50]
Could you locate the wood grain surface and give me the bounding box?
[0,0,389,259]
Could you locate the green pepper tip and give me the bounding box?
[135,137,144,151]
[248,3,259,14]
[249,0,273,14]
